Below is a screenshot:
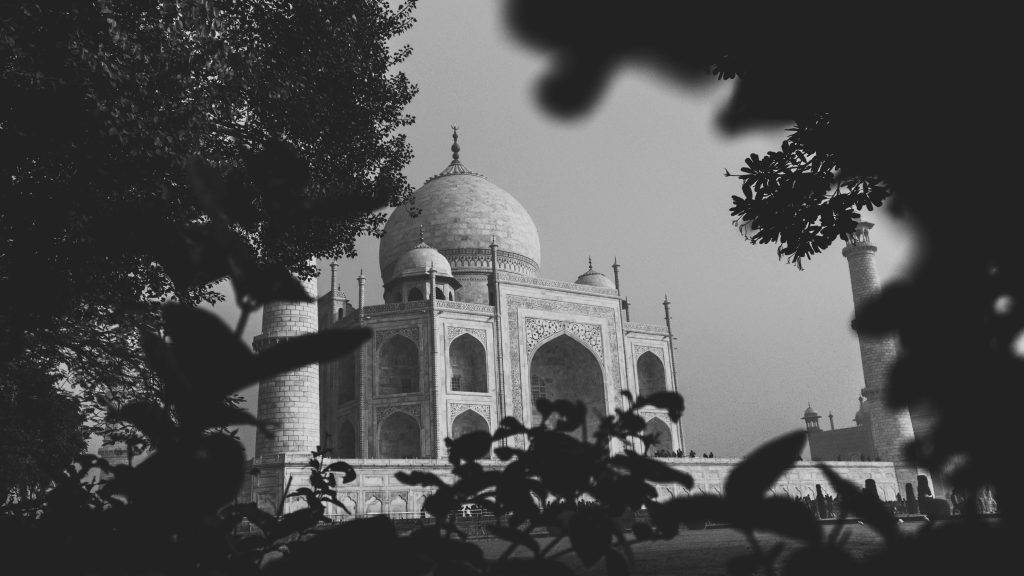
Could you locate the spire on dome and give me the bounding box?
[419,225,425,244]
[588,256,594,271]
[426,126,484,182]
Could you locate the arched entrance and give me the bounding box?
[449,333,487,392]
[529,334,606,433]
[637,351,666,396]
[379,335,419,395]
[378,412,421,458]
[644,417,672,455]
[451,409,489,439]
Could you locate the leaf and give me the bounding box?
[108,401,176,447]
[632,522,654,540]
[249,328,371,385]
[605,548,629,576]
[549,400,586,432]
[447,430,492,462]
[487,525,540,556]
[493,416,528,441]
[395,471,446,488]
[635,392,684,421]
[741,497,822,543]
[820,465,899,541]
[325,460,357,483]
[494,446,524,461]
[725,430,805,502]
[536,397,554,421]
[233,264,316,308]
[162,304,254,396]
[568,509,612,567]
[612,453,694,488]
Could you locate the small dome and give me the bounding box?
[803,404,820,419]
[390,241,453,281]
[576,269,615,288]
[575,258,616,288]
[853,403,870,426]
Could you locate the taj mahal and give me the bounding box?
[238,130,933,517]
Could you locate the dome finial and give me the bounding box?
[419,224,425,244]
[588,256,593,271]
[450,125,460,161]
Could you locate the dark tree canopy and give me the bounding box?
[0,1,418,430]
[0,360,86,503]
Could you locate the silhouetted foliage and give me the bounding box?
[505,0,1015,571]
[0,358,86,504]
[0,0,417,444]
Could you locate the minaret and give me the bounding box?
[612,257,631,321]
[663,295,679,392]
[663,295,684,453]
[253,273,320,458]
[841,219,916,462]
[357,269,366,309]
[429,264,437,300]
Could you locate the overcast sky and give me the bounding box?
[205,0,915,459]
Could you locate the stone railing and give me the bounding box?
[357,300,496,317]
[624,321,669,335]
[359,300,432,315]
[432,300,496,314]
[497,272,621,296]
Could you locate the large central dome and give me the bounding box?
[379,132,541,287]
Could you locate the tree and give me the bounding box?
[0,1,418,434]
[0,359,86,504]
[505,0,1018,554]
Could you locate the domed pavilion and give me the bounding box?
[313,128,681,461]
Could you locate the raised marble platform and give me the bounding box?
[242,453,916,519]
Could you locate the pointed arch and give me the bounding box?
[378,411,421,458]
[379,335,419,395]
[451,409,489,440]
[407,287,423,301]
[644,417,672,455]
[389,495,408,515]
[529,334,606,432]
[449,333,487,392]
[637,351,667,396]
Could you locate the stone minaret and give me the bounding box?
[841,220,916,462]
[357,269,366,310]
[253,274,320,457]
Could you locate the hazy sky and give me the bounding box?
[207,0,915,459]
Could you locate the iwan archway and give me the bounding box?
[529,334,606,434]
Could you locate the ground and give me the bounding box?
[476,522,922,576]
